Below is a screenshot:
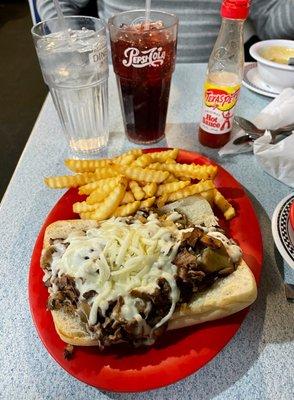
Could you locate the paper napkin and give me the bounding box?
[219,88,294,188]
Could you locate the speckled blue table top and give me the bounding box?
[0,64,293,400]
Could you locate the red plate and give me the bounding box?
[29,149,263,392]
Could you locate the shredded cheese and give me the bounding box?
[49,212,184,330]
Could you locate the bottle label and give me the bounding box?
[200,81,241,134]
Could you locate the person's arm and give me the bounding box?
[250,0,294,39]
[36,0,89,21]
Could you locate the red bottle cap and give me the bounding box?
[221,0,250,20]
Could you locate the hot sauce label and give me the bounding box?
[200,81,241,134]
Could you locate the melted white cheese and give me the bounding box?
[47,214,242,334]
[49,213,183,329]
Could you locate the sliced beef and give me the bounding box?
[40,246,55,270]
[181,227,203,247]
[200,235,223,249]
[54,275,78,292]
[175,247,205,303]
[174,247,214,303]
[145,278,172,327]
[47,291,65,311]
[89,301,137,349]
[174,248,197,270]
[82,290,97,300]
[48,275,80,311]
[172,209,190,229]
[64,344,74,360]
[175,222,237,304]
[55,275,80,302]
[130,289,151,302]
[49,238,65,245]
[131,278,171,310]
[88,280,172,349]
[175,280,193,303]
[176,254,205,283]
[41,241,69,270]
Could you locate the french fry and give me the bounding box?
[78,177,119,195]
[149,162,217,180]
[73,201,100,213]
[121,191,135,204]
[79,211,94,220]
[44,148,236,222]
[129,181,145,200]
[156,194,169,208]
[167,180,215,202]
[114,149,142,165]
[224,207,236,220]
[178,176,192,182]
[138,181,148,186]
[149,148,178,162]
[91,181,127,221]
[86,184,115,204]
[115,154,137,165]
[164,173,178,183]
[165,158,177,164]
[140,196,156,209]
[213,189,236,220]
[148,162,164,170]
[94,166,120,179]
[200,189,215,205]
[65,158,112,173]
[132,154,153,168]
[118,165,169,183]
[142,182,157,198]
[113,201,141,217]
[156,180,190,196]
[44,172,99,189]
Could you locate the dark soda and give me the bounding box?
[110,22,177,144]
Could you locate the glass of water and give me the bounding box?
[32,16,109,154]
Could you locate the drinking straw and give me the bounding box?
[145,0,151,28]
[53,0,68,32]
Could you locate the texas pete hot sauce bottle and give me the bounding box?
[199,0,249,148]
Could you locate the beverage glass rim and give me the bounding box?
[108,9,179,32]
[31,15,106,39]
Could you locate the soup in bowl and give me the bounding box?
[250,40,294,91]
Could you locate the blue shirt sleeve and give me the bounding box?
[250,0,294,39]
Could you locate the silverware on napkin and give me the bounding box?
[233,116,294,145]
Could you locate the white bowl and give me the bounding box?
[249,39,294,91]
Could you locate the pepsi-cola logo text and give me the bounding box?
[122,47,165,68]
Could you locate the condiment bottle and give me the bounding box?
[199,0,249,148]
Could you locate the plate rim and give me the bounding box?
[242,63,279,98]
[271,192,294,268]
[29,148,263,392]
